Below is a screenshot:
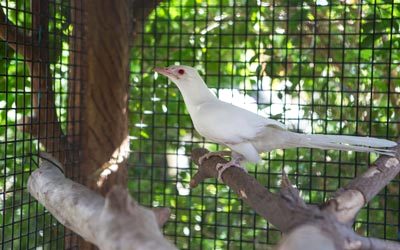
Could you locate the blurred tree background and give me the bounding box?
[0,0,399,249]
[129,0,399,249]
[1,0,73,248]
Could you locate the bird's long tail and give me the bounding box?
[289,132,397,156]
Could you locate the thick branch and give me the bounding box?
[277,224,400,250]
[131,0,162,39]
[191,148,400,249]
[191,148,313,232]
[28,153,177,250]
[276,225,336,250]
[323,141,400,224]
[132,0,162,22]
[29,0,66,151]
[0,1,70,164]
[67,0,84,150]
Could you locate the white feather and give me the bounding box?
[289,132,396,156]
[158,65,397,163]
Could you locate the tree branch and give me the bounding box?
[191,147,400,249]
[191,148,314,232]
[132,0,162,22]
[277,224,400,250]
[322,141,400,224]
[131,0,162,39]
[0,1,70,164]
[28,153,177,250]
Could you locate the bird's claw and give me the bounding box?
[216,161,247,182]
[198,151,231,166]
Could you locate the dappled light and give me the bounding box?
[129,0,399,248]
[0,0,398,248]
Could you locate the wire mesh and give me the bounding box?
[129,0,400,249]
[0,0,83,249]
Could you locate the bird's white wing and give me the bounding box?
[191,100,287,145]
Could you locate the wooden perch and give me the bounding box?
[191,148,310,232]
[0,1,70,164]
[28,153,177,250]
[322,143,400,225]
[191,143,400,250]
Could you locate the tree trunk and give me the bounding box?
[77,0,131,248]
[65,0,163,248]
[64,0,85,248]
[0,0,160,248]
[82,0,130,192]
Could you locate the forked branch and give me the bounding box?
[191,143,400,249]
[322,141,400,225]
[28,153,177,250]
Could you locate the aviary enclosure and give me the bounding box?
[1,0,399,249]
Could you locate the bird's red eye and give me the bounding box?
[178,69,185,75]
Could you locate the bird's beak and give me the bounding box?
[154,67,174,78]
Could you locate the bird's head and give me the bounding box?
[154,65,200,85]
[154,65,215,104]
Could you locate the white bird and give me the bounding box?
[154,65,397,181]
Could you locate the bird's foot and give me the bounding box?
[198,151,231,166]
[216,160,247,182]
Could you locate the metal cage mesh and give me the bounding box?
[129,0,400,249]
[0,0,399,249]
[0,0,83,249]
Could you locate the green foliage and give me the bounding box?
[0,0,71,248]
[130,0,400,248]
[0,0,399,249]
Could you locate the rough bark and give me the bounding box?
[322,151,400,225]
[28,154,176,250]
[82,0,162,194]
[82,0,130,194]
[78,1,162,246]
[66,0,84,172]
[63,1,85,247]
[1,0,162,248]
[191,142,400,250]
[191,148,310,232]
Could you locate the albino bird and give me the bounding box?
[154,65,397,181]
